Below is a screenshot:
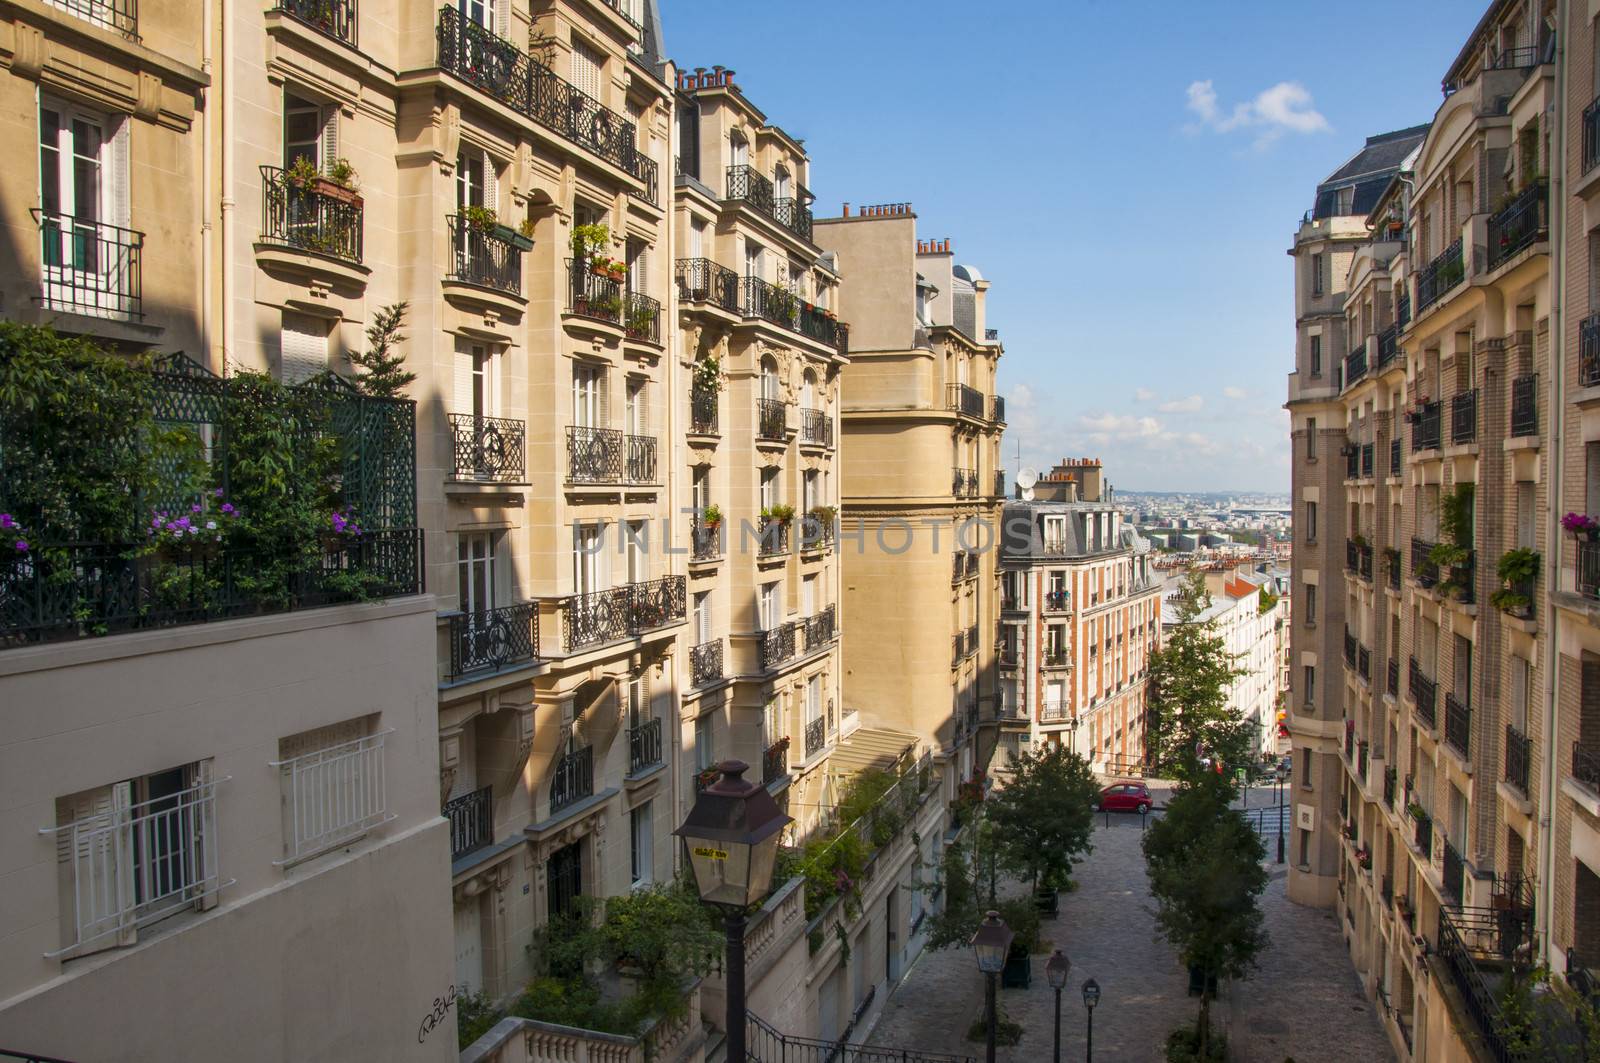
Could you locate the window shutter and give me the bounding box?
[571,40,604,101]
[482,149,498,213]
[55,780,134,957]
[319,108,339,174]
[597,368,610,428]
[493,0,509,41]
[454,344,475,415]
[109,117,131,229]
[280,313,328,384]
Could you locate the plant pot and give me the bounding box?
[310,177,362,208]
[590,261,611,277]
[493,223,533,252]
[608,268,627,284]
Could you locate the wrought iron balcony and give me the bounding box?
[952,467,978,499]
[448,215,521,294]
[1573,742,1600,791]
[1409,401,1441,451]
[1411,538,1439,588]
[952,633,965,667]
[1415,238,1464,312]
[763,737,789,785]
[947,383,985,418]
[1344,344,1368,387]
[1358,740,1369,780]
[277,0,356,45]
[1042,648,1070,670]
[623,291,662,344]
[1412,808,1433,859]
[628,717,662,775]
[549,745,594,813]
[690,384,719,435]
[799,407,832,446]
[1343,627,1357,668]
[626,433,657,483]
[447,603,538,678]
[804,716,826,758]
[994,469,1007,497]
[567,258,623,324]
[1377,324,1399,367]
[757,515,789,557]
[449,413,525,481]
[756,397,788,441]
[1383,766,1397,809]
[990,395,1007,423]
[436,7,654,198]
[260,165,363,262]
[676,257,741,313]
[1358,646,1371,681]
[690,515,721,562]
[1345,447,1359,480]
[1487,180,1547,270]
[1360,443,1374,479]
[1397,292,1411,328]
[1451,389,1477,444]
[804,605,836,650]
[594,0,640,29]
[1409,656,1437,729]
[560,576,686,652]
[1044,589,1070,613]
[1510,374,1537,436]
[1387,657,1400,697]
[1584,314,1600,388]
[761,621,797,670]
[1389,438,1401,477]
[1444,694,1471,758]
[564,426,655,485]
[1441,839,1464,904]
[32,209,143,320]
[1505,724,1531,795]
[445,785,492,861]
[1588,96,1600,175]
[1582,540,1600,600]
[725,165,813,242]
[774,195,813,242]
[690,637,724,685]
[963,623,979,660]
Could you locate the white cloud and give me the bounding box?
[1186,79,1330,147]
[1157,395,1204,414]
[1223,386,1247,400]
[1011,382,1035,408]
[1078,412,1162,438]
[1134,387,1155,402]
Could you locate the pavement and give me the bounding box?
[863,780,1392,1063]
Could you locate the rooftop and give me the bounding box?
[1310,124,1430,220]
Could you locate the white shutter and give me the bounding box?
[281,313,328,384]
[55,781,134,957]
[319,108,339,174]
[571,40,604,101]
[493,0,508,40]
[597,368,610,428]
[482,150,498,214]
[109,117,131,229]
[454,342,475,415]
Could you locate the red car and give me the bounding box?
[1096,781,1153,814]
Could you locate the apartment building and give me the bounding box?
[811,209,1006,795]
[670,65,849,838]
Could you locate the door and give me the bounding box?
[572,364,602,428]
[818,970,841,1044]
[454,898,484,995]
[457,533,497,663]
[885,891,899,982]
[730,134,748,169]
[572,524,605,597]
[39,99,126,311]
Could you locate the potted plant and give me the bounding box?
[607,260,628,284]
[1383,546,1401,567]
[571,222,610,266]
[700,503,723,531]
[625,302,657,336]
[1564,512,1600,541]
[310,158,362,207]
[286,155,320,191]
[493,215,533,251]
[1405,801,1428,821]
[693,355,723,394]
[807,504,837,527]
[1351,532,1369,549]
[762,503,795,526]
[1490,547,1540,617]
[460,205,497,234]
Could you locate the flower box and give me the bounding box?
[310,176,362,208]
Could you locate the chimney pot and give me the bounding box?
[842,202,850,217]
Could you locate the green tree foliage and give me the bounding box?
[348,302,415,398]
[984,744,1097,891]
[1147,571,1248,784]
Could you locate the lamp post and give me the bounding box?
[970,910,1014,1063]
[1045,949,1072,1063]
[674,760,792,1063]
[1081,977,1101,1063]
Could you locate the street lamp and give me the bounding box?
[970,910,1014,1063]
[1081,977,1101,1063]
[1045,949,1072,1063]
[674,760,792,1063]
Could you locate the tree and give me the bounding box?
[984,744,1097,892]
[1143,782,1268,1056]
[1146,570,1247,785]
[348,302,415,398]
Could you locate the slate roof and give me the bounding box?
[1310,124,1430,220]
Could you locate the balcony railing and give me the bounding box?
[448,215,521,294]
[774,195,814,242]
[1451,389,1478,444]
[1413,808,1433,859]
[757,516,789,557]
[1044,589,1070,612]
[756,398,788,441]
[274,729,386,864]
[1573,742,1600,791]
[449,413,525,481]
[1588,96,1600,174]
[566,426,620,483]
[1344,345,1368,387]
[1377,324,1399,367]
[1389,437,1401,477]
[626,434,657,483]
[560,576,686,652]
[1505,724,1531,794]
[804,605,836,650]
[1487,180,1547,270]
[804,716,827,758]
[725,165,812,242]
[1415,238,1464,312]
[947,383,985,418]
[690,637,724,685]
[1345,448,1359,480]
[436,7,654,198]
[1409,401,1442,451]
[675,257,741,313]
[1383,766,1397,809]
[690,516,721,562]
[761,621,797,670]
[1411,538,1439,588]
[623,291,662,344]
[1510,374,1537,436]
[33,209,143,320]
[277,0,356,45]
[992,395,1006,422]
[628,717,662,775]
[799,407,832,446]
[1584,314,1600,387]
[1582,540,1600,600]
[1360,443,1374,479]
[567,259,622,324]
[260,165,363,263]
[1441,839,1464,904]
[549,745,594,813]
[1358,646,1371,681]
[690,384,718,435]
[763,738,789,785]
[1444,694,1471,758]
[1398,292,1411,328]
[952,467,978,499]
[994,469,1007,497]
[1409,656,1438,729]
[1387,657,1400,697]
[447,603,538,678]
[1343,627,1357,668]
[446,785,492,861]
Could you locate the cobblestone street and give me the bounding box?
[864,785,1392,1062]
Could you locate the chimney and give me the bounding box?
[842,202,850,217]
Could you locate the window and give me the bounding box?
[1310,336,1322,376]
[694,715,715,770]
[1303,665,1316,705]
[626,239,649,295]
[745,239,764,281]
[49,763,224,958]
[573,363,604,428]
[459,0,498,31]
[454,339,494,419]
[1336,187,1354,215]
[760,581,780,630]
[570,39,605,102]
[1511,656,1531,732]
[1305,419,1317,459]
[1517,483,1536,550]
[1300,747,1312,789]
[689,219,706,259]
[572,523,606,595]
[803,574,816,616]
[804,469,820,513]
[272,717,390,865]
[807,675,822,725]
[763,698,782,747]
[280,312,330,384]
[625,377,647,436]
[1588,443,1600,518]
[39,97,133,314]
[760,468,779,511]
[1305,501,1318,542]
[1311,254,1325,296]
[693,591,712,644]
[630,801,653,886]
[283,93,331,172]
[730,132,748,169]
[625,520,647,584]
[458,532,497,614]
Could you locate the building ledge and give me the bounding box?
[1553,590,1600,622]
[451,832,523,881]
[444,477,530,499]
[1496,780,1533,818]
[437,655,546,697]
[442,278,526,322]
[1573,384,1600,411]
[254,241,371,292]
[1504,435,1540,452]
[624,760,667,791]
[524,787,622,840]
[1562,775,1600,818]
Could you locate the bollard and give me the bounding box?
[1277,828,1285,864]
[1140,806,1148,832]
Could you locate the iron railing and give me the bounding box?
[1487,180,1547,270]
[33,209,143,319]
[1587,96,1600,175]
[690,516,721,562]
[992,395,1006,422]
[1410,401,1442,451]
[690,384,719,435]
[1505,724,1531,794]
[277,0,356,45]
[628,717,662,774]
[626,433,657,483]
[447,603,537,678]
[1358,645,1371,681]
[566,426,622,483]
[560,577,685,652]
[1409,656,1438,729]
[1510,374,1537,436]
[1345,447,1359,480]
[746,1011,976,1063]
[1387,656,1400,696]
[1573,742,1600,791]
[1445,694,1472,758]
[1360,443,1374,478]
[799,407,832,446]
[757,516,789,557]
[445,785,492,860]
[1415,238,1464,312]
[690,637,723,685]
[1581,540,1600,599]
[1413,808,1433,859]
[994,469,1007,497]
[756,398,788,441]
[947,383,985,418]
[1377,324,1399,367]
[1412,538,1439,588]
[447,215,521,294]
[1583,313,1600,387]
[623,291,662,344]
[762,738,789,785]
[436,7,654,197]
[259,165,362,262]
[774,195,814,242]
[952,467,978,498]
[1398,292,1411,328]
[804,716,827,758]
[761,621,797,670]
[675,257,740,313]
[1442,839,1465,904]
[725,165,813,242]
[1383,766,1397,809]
[1043,589,1070,612]
[1390,437,1402,477]
[1451,389,1478,444]
[804,605,837,649]
[549,745,594,813]
[1345,344,1368,387]
[567,258,623,324]
[449,414,525,481]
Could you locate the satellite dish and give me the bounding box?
[1016,467,1039,490]
[1021,487,1036,501]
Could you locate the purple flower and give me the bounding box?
[0,514,13,530]
[214,488,224,498]
[165,522,178,532]
[221,503,235,515]
[14,540,27,553]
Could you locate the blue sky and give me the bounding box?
[661,0,1490,493]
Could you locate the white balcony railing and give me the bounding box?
[270,730,395,865]
[41,776,232,956]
